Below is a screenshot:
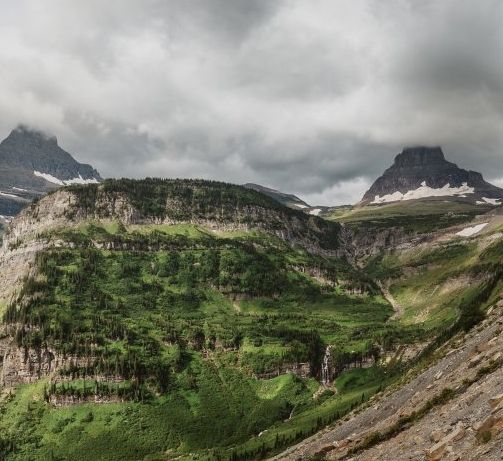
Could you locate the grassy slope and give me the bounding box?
[0,220,397,461]
[329,200,503,333]
[364,222,503,332]
[331,200,493,232]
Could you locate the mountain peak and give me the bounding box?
[359,147,503,206]
[0,125,103,218]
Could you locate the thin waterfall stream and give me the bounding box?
[313,345,336,398]
[320,345,333,386]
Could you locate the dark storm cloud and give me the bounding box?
[168,0,283,44]
[244,134,388,190]
[0,0,502,205]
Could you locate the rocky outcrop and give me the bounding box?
[0,187,78,303]
[253,363,311,381]
[1,344,90,387]
[0,339,130,396]
[359,147,503,206]
[340,223,415,264]
[2,346,55,387]
[0,125,102,217]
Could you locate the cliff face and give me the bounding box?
[340,224,411,264]
[360,147,503,205]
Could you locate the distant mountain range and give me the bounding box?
[242,183,354,219]
[0,125,501,225]
[0,125,102,219]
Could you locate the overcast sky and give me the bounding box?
[0,0,502,205]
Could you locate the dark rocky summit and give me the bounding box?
[0,125,102,217]
[359,146,503,206]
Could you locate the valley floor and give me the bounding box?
[267,302,503,461]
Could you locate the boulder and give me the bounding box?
[426,424,465,460]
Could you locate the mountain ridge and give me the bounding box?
[0,137,502,460]
[243,183,311,209]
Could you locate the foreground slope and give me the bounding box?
[268,302,503,461]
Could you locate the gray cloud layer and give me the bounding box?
[0,0,502,205]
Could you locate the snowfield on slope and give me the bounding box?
[476,197,501,205]
[371,181,475,204]
[456,222,488,237]
[0,191,20,198]
[34,171,100,186]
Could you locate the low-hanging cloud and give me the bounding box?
[0,0,502,205]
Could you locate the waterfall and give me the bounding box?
[320,346,332,385]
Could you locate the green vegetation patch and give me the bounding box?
[333,201,492,233]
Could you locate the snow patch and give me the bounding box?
[12,187,28,192]
[34,171,65,185]
[295,204,308,209]
[34,171,100,186]
[477,197,501,205]
[309,208,322,216]
[0,215,13,221]
[0,191,20,199]
[371,182,475,204]
[64,174,100,185]
[456,223,488,237]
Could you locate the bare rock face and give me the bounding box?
[1,346,56,387]
[359,147,503,206]
[0,125,102,217]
